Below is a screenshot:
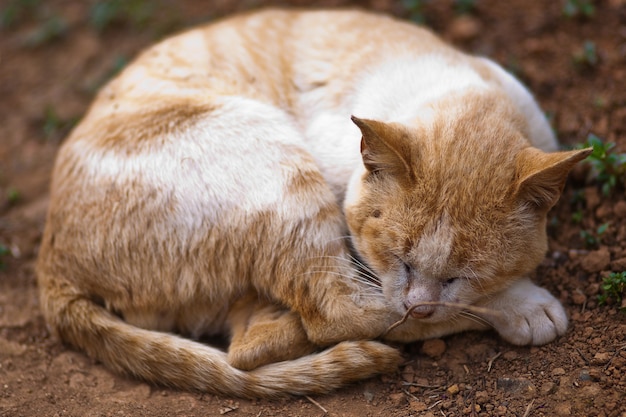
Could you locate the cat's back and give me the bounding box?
[75,9,449,127]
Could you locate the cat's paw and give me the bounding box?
[486,279,568,346]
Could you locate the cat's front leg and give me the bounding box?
[479,278,568,345]
[297,285,395,346]
[227,294,317,371]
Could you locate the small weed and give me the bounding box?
[0,0,40,29]
[42,105,78,142]
[402,0,428,23]
[573,40,598,68]
[577,134,626,196]
[504,55,522,78]
[580,222,609,248]
[569,189,586,205]
[562,0,595,18]
[2,1,68,46]
[454,0,477,14]
[592,95,607,109]
[598,272,626,312]
[571,209,584,224]
[567,189,586,226]
[22,14,68,47]
[0,243,10,270]
[89,0,156,32]
[85,54,129,94]
[6,188,20,205]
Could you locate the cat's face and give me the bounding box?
[345,115,590,322]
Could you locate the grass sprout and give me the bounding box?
[598,272,626,313]
[577,134,626,196]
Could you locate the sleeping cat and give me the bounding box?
[36,9,590,397]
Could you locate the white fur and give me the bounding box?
[76,97,335,233]
[483,278,568,345]
[352,56,489,124]
[477,58,558,152]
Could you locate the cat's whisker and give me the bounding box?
[305,253,383,289]
[353,267,381,283]
[350,256,380,280]
[296,269,380,293]
[460,310,492,328]
[295,270,358,281]
[323,235,353,244]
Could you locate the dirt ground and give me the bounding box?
[1,0,625,416]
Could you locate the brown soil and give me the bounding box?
[1,1,625,416]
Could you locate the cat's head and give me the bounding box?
[344,114,591,322]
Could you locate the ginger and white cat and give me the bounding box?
[37,9,590,397]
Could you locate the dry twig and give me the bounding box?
[522,399,535,417]
[383,302,502,336]
[487,352,502,372]
[305,395,328,415]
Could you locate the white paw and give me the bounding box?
[486,279,568,346]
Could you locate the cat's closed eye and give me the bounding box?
[442,277,459,287]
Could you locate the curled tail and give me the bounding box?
[42,295,400,398]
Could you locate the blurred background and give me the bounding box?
[0,1,625,416]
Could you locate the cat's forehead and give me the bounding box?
[406,213,454,276]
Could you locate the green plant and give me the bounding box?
[6,187,20,205]
[402,0,427,23]
[0,243,9,270]
[0,0,40,29]
[89,0,156,32]
[571,209,584,224]
[22,14,68,47]
[563,0,595,18]
[580,222,609,248]
[578,134,626,196]
[1,1,68,46]
[454,0,477,14]
[592,95,607,109]
[573,40,598,68]
[85,54,129,94]
[598,272,626,312]
[42,105,78,141]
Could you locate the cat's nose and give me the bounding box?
[406,303,434,319]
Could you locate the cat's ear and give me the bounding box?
[351,116,413,179]
[514,147,592,210]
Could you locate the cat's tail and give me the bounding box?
[42,295,400,398]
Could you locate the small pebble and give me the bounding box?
[571,290,587,305]
[446,384,460,395]
[448,15,481,41]
[496,377,536,395]
[555,401,572,416]
[421,339,446,358]
[591,352,611,365]
[541,381,556,395]
[388,392,406,406]
[611,257,626,270]
[580,247,611,273]
[474,390,489,404]
[409,400,427,412]
[614,200,626,217]
[585,283,600,296]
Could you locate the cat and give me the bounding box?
[36,8,591,398]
